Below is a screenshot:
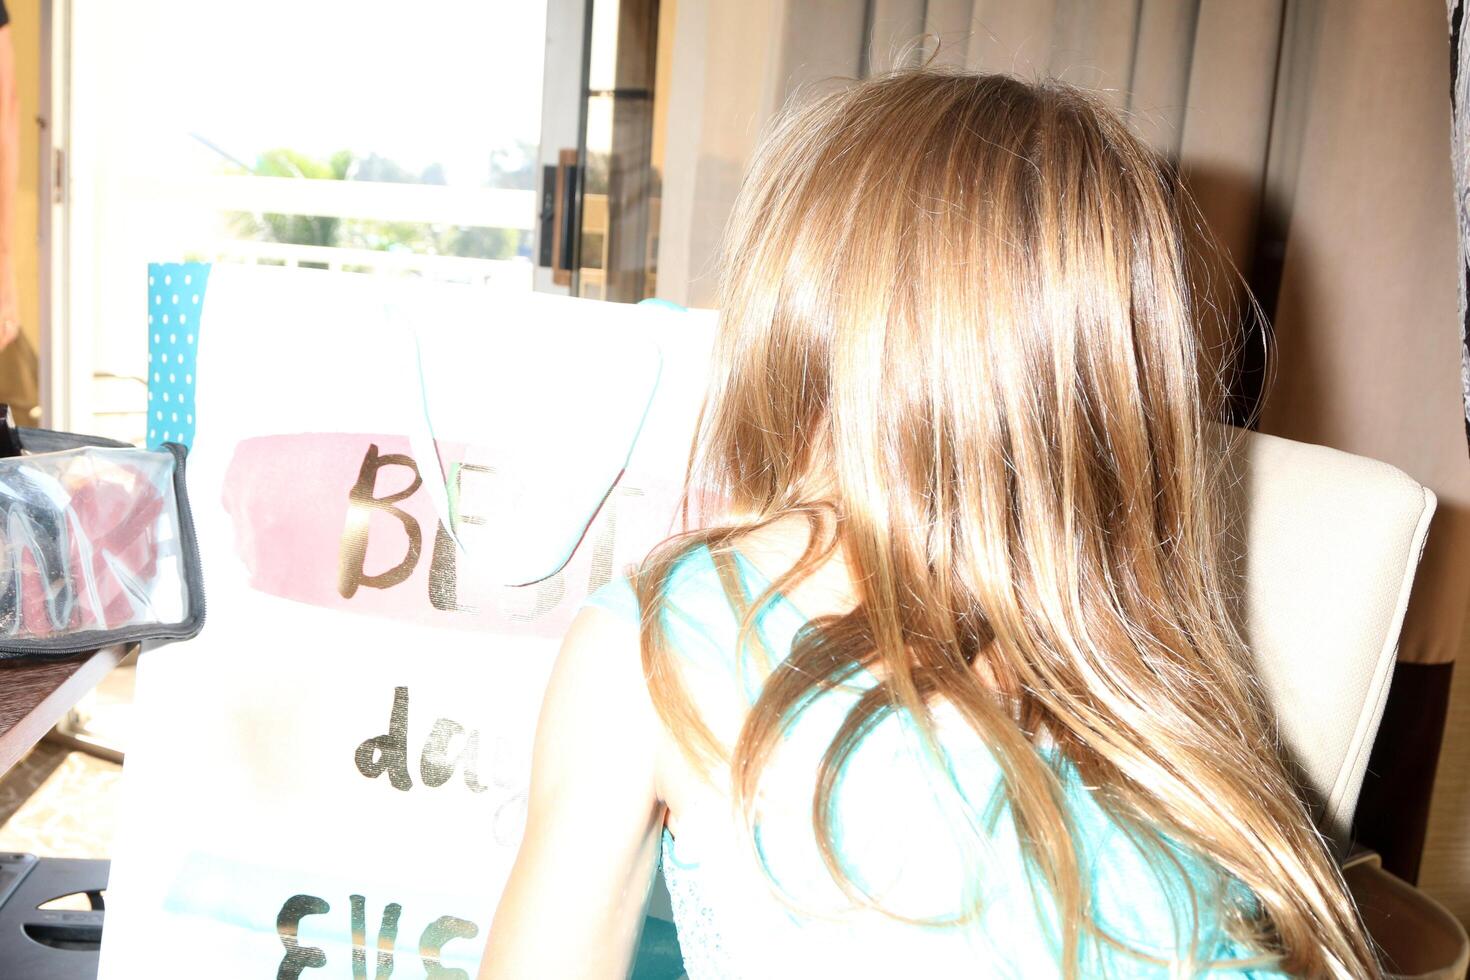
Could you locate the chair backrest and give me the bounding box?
[1225,428,1436,854]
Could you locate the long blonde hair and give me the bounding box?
[636,70,1377,978]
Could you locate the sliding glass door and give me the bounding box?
[55,0,549,441]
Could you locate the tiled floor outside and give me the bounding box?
[0,661,134,862]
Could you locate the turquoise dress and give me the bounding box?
[588,546,1287,979]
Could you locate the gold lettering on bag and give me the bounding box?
[276,894,330,979]
[274,892,480,979]
[339,445,424,599]
[428,462,495,613]
[354,686,489,795]
[335,441,650,621]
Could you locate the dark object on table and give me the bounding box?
[0,852,106,980]
[0,405,22,458]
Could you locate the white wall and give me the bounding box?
[654,0,865,308]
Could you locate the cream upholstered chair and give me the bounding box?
[1223,430,1470,979]
[1222,428,1436,852]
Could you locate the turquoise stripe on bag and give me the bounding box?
[147,262,211,450]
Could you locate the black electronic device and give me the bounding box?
[0,852,107,980]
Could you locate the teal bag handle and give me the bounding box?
[391,288,668,583]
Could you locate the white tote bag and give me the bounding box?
[98,264,714,979]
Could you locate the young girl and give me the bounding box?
[482,70,1378,978]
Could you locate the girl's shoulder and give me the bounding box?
[582,542,728,625]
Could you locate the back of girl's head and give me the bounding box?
[704,70,1211,531]
[645,70,1377,978]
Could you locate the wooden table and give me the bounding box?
[0,646,129,776]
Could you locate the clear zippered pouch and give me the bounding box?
[0,429,204,659]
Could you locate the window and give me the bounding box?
[62,0,549,442]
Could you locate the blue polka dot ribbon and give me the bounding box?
[146,262,210,450]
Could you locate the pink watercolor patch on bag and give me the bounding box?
[221,433,680,637]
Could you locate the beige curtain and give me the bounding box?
[656,0,1470,915]
[660,1,1286,303]
[1237,0,1469,919]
